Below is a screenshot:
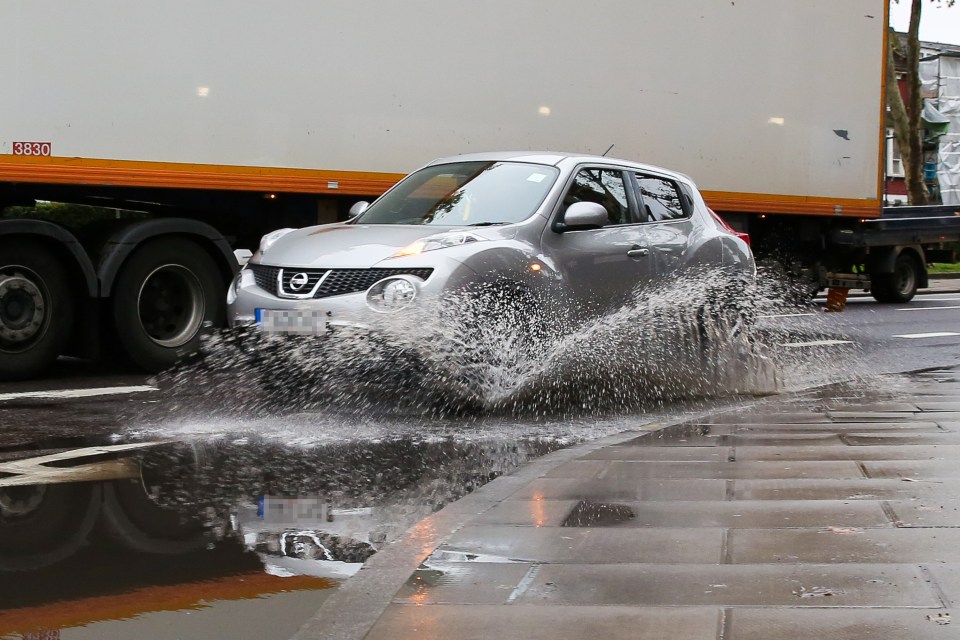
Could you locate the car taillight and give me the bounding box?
[709,209,750,247]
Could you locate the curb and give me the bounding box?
[288,385,854,640]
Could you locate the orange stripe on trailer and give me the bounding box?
[0,155,405,196]
[702,190,883,218]
[0,571,335,635]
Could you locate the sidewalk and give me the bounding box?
[294,367,960,640]
[924,274,960,294]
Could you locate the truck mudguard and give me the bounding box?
[98,218,238,297]
[868,244,925,275]
[0,218,98,297]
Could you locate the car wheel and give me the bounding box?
[111,238,225,371]
[0,240,75,381]
[871,253,921,303]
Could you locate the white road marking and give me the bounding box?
[0,385,157,402]
[759,313,817,319]
[784,340,854,348]
[896,306,960,312]
[893,332,960,339]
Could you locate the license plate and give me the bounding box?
[256,308,327,335]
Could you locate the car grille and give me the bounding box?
[249,264,433,299]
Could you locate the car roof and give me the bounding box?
[425,151,691,183]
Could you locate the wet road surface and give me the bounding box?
[1,289,958,638]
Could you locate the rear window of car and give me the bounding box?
[634,174,688,222]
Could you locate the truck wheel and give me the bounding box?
[871,254,921,303]
[112,238,224,371]
[0,241,74,381]
[99,478,207,554]
[0,482,102,571]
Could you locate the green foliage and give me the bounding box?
[928,261,960,273]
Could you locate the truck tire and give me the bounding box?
[0,482,102,571]
[871,253,921,303]
[99,478,207,554]
[0,240,74,381]
[111,237,224,372]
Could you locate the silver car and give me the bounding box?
[227,152,754,333]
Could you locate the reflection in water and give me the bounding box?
[0,434,566,638]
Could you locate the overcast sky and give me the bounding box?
[889,1,960,44]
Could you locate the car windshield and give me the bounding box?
[354,161,559,226]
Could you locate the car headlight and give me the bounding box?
[366,277,418,313]
[259,228,296,254]
[392,231,485,258]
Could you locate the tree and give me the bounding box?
[887,0,955,204]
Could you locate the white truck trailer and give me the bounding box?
[1,0,956,380]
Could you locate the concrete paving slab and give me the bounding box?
[736,444,960,461]
[624,431,727,447]
[843,433,960,446]
[887,500,960,527]
[472,499,890,529]
[514,478,728,501]
[365,605,723,640]
[581,446,732,461]
[922,564,960,607]
[544,460,864,480]
[827,411,926,421]
[470,499,580,527]
[729,421,943,432]
[733,478,956,501]
[575,500,890,529]
[919,412,960,421]
[518,563,937,607]
[918,402,960,411]
[726,434,846,446]
[730,528,960,563]
[699,413,835,424]
[825,402,921,412]
[728,609,960,640]
[394,562,534,605]
[863,460,960,479]
[439,526,725,564]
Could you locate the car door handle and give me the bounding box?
[627,248,649,258]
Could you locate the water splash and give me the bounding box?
[142,268,856,426]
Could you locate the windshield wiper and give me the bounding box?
[467,222,509,227]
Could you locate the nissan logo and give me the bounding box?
[288,272,310,291]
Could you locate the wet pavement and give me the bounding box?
[296,366,960,640]
[2,283,959,638]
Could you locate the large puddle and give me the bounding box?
[0,269,866,638]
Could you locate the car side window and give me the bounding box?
[634,174,688,222]
[564,168,630,226]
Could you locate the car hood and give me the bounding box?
[257,223,481,268]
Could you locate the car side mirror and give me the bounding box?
[555,201,608,232]
[349,201,370,218]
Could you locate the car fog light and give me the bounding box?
[366,277,418,312]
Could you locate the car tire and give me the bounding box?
[111,237,225,372]
[0,240,74,381]
[871,253,921,303]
